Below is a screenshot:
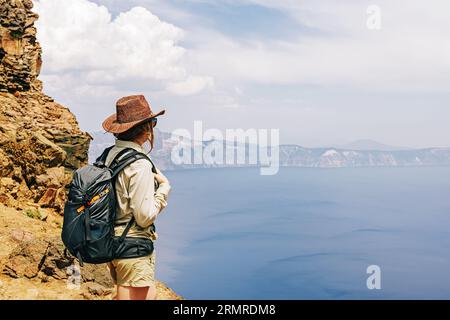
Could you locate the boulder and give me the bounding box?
[0,149,13,176]
[1,234,113,290]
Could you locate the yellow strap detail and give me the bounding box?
[76,188,110,214]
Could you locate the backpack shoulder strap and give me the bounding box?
[109,148,158,178]
[94,145,115,167]
[108,148,159,245]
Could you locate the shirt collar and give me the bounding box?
[115,139,145,154]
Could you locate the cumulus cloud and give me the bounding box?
[34,0,212,95]
[29,0,450,146]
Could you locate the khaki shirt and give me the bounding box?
[104,139,171,239]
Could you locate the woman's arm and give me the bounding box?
[127,159,171,228]
[154,167,171,208]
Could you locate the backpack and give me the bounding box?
[62,146,158,265]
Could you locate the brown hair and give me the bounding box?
[113,120,155,151]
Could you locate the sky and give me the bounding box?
[32,0,450,148]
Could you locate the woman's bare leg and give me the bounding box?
[116,285,156,300]
[146,285,157,300]
[112,285,118,300]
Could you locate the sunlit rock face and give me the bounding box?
[0,0,91,214]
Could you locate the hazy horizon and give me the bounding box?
[89,128,448,150]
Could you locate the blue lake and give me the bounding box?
[155,167,450,299]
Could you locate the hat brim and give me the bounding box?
[102,109,165,134]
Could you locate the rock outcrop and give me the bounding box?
[0,0,91,213]
[0,204,182,300]
[0,1,182,301]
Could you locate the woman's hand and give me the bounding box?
[154,169,169,186]
[154,168,171,200]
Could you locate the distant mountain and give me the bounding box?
[279,145,450,168]
[88,130,450,170]
[336,139,411,151]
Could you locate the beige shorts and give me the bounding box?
[108,251,156,288]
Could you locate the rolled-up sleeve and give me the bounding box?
[126,159,170,228]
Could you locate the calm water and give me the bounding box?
[155,167,450,299]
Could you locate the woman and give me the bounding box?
[101,95,171,300]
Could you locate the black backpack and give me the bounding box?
[62,146,157,265]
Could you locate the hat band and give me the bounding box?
[117,110,152,124]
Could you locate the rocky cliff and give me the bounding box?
[0,1,181,300]
[0,0,91,214]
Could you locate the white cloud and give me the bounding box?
[34,0,213,95]
[29,0,450,147]
[187,0,450,93]
[166,75,214,96]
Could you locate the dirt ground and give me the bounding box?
[0,204,182,300]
